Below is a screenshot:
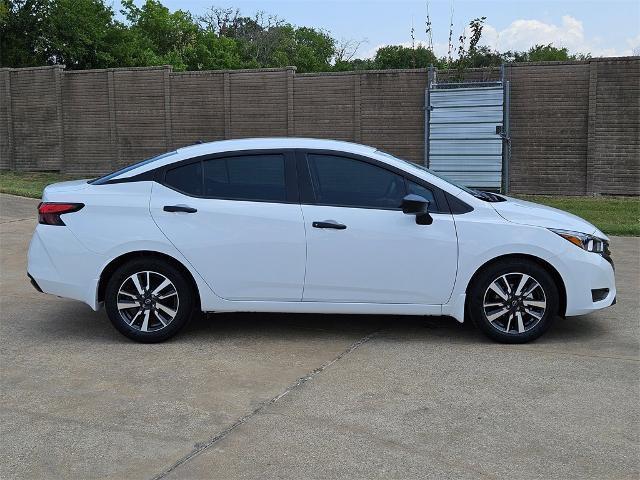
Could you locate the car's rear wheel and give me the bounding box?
[105,258,195,342]
[467,260,559,343]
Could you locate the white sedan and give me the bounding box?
[27,138,616,343]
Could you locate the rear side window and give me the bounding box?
[307,154,406,209]
[165,162,202,195]
[203,154,286,202]
[90,151,177,185]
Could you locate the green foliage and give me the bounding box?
[461,46,505,68]
[1,0,117,69]
[373,45,438,69]
[507,44,590,63]
[514,195,640,237]
[0,1,592,72]
[0,170,82,198]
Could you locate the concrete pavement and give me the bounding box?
[1,193,638,479]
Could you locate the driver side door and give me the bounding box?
[298,151,458,305]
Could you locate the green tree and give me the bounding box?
[0,1,593,72]
[508,44,589,62]
[1,0,119,69]
[47,0,116,68]
[200,8,334,72]
[373,45,438,69]
[1,0,52,67]
[333,57,376,71]
[462,46,505,68]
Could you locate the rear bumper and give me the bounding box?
[27,273,43,293]
[27,225,103,310]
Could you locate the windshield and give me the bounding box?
[89,151,177,185]
[374,150,505,202]
[375,150,476,192]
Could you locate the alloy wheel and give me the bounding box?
[482,272,547,334]
[116,271,179,332]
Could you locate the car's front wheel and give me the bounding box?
[467,260,559,343]
[105,258,195,342]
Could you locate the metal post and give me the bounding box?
[502,79,511,194]
[424,65,435,167]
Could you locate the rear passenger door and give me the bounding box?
[150,151,307,302]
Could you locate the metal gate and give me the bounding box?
[425,68,510,191]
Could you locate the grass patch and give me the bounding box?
[0,170,86,199]
[1,171,638,236]
[514,195,640,236]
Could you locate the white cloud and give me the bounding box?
[359,15,638,59]
[480,15,632,57]
[627,33,640,55]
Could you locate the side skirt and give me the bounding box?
[203,301,443,317]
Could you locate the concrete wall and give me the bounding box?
[505,57,639,195]
[1,58,638,195]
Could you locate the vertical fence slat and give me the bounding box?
[107,70,119,171]
[353,74,361,143]
[223,72,231,139]
[2,69,15,170]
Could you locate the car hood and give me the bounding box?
[491,196,607,239]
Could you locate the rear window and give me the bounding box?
[163,154,287,202]
[203,155,286,202]
[165,162,203,195]
[89,151,177,185]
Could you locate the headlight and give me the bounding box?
[549,228,606,253]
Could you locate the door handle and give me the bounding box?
[312,220,347,230]
[163,205,197,213]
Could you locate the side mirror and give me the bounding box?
[401,194,433,225]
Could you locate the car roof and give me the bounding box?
[174,137,377,157]
[109,138,379,179]
[97,136,468,198]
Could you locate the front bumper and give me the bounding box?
[557,247,617,317]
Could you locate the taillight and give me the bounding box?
[38,202,84,226]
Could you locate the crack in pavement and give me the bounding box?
[150,328,383,480]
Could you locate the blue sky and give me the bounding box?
[114,0,640,58]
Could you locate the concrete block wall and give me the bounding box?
[588,58,640,195]
[0,69,10,170]
[169,71,225,148]
[229,70,289,138]
[62,70,112,175]
[360,70,427,163]
[293,73,357,141]
[505,62,592,195]
[0,59,638,194]
[2,66,64,172]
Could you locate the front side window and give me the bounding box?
[203,154,286,202]
[307,154,406,209]
[407,180,435,205]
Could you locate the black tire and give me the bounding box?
[467,259,559,344]
[105,258,195,343]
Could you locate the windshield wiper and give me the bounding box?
[471,190,506,202]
